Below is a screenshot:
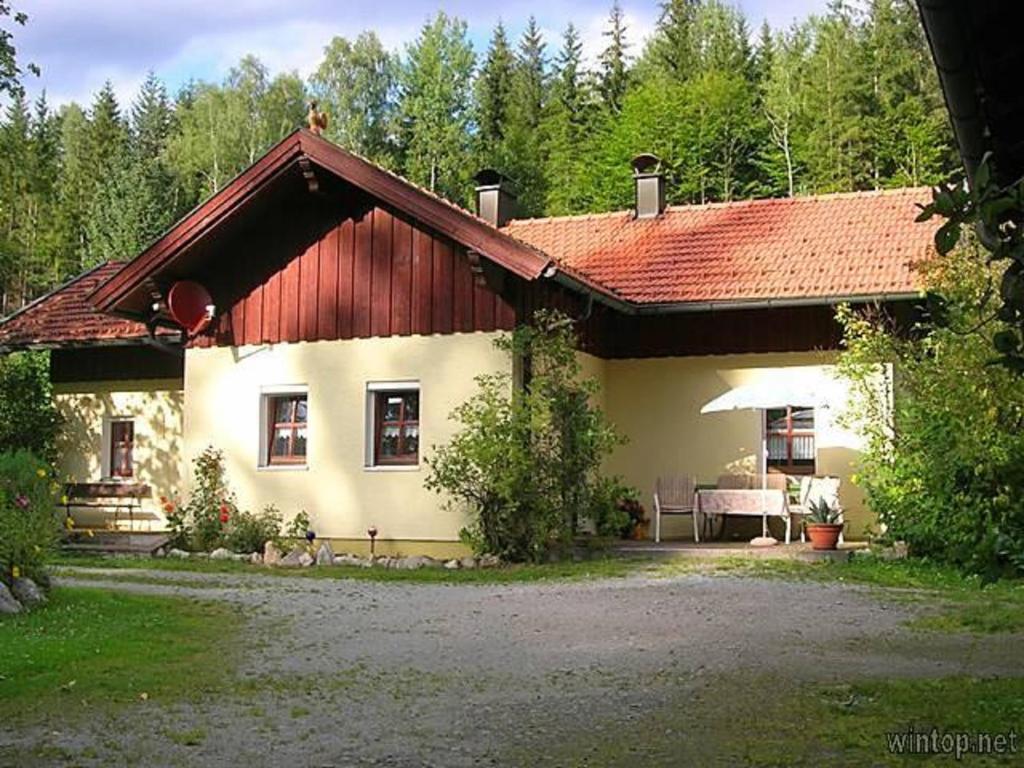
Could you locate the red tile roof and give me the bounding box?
[0,188,937,349]
[0,262,170,350]
[504,188,936,305]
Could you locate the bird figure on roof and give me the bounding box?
[307,101,328,135]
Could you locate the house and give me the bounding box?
[0,130,936,555]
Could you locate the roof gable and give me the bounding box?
[90,130,551,317]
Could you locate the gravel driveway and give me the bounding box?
[4,568,1022,767]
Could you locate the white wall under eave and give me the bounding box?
[182,333,510,542]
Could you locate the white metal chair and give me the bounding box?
[653,475,698,543]
[789,476,844,543]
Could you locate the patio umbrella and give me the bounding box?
[700,370,837,545]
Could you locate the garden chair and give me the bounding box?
[653,475,698,543]
[788,476,844,543]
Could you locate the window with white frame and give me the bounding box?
[108,418,135,478]
[261,390,308,467]
[366,383,420,467]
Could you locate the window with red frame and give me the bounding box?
[267,394,308,465]
[374,390,419,465]
[765,406,815,474]
[109,419,134,478]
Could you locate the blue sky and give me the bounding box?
[14,0,829,108]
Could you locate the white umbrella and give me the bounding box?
[700,370,836,545]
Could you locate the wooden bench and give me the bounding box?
[61,482,152,531]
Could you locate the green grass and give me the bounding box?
[0,587,241,720]
[550,675,1024,767]
[52,551,655,584]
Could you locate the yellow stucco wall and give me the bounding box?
[182,332,510,543]
[54,379,185,528]
[600,351,878,540]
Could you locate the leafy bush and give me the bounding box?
[224,505,283,554]
[838,239,1024,578]
[0,352,62,463]
[592,476,641,538]
[0,450,59,584]
[283,510,312,542]
[165,446,237,552]
[185,447,237,552]
[426,310,625,562]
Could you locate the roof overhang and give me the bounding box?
[917,0,1024,186]
[546,265,920,315]
[89,129,552,319]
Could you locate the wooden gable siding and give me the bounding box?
[192,189,516,348]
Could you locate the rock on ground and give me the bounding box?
[392,555,441,570]
[11,577,45,606]
[167,548,190,559]
[263,541,282,567]
[0,581,21,614]
[209,548,234,560]
[279,547,314,568]
[334,554,371,567]
[315,542,335,565]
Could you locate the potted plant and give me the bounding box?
[804,498,843,550]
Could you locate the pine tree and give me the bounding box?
[397,12,475,200]
[54,103,92,275]
[474,22,515,158]
[87,81,127,181]
[646,0,700,82]
[501,17,549,215]
[0,90,30,308]
[598,3,631,115]
[543,24,593,214]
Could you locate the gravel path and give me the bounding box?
[4,568,1022,767]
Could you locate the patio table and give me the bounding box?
[694,489,792,544]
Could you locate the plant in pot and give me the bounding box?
[804,498,843,550]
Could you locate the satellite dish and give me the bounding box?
[167,280,215,335]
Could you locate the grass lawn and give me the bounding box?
[0,587,241,721]
[557,675,1024,767]
[52,551,653,584]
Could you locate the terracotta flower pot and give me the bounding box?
[805,523,843,551]
[633,521,650,541]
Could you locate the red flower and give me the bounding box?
[14,494,29,509]
[219,504,230,524]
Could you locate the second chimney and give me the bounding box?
[474,169,517,227]
[632,154,666,219]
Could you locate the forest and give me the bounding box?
[0,0,953,314]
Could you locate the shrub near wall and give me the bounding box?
[426,311,628,563]
[838,241,1024,578]
[0,450,60,584]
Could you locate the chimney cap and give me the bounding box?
[631,153,662,175]
[473,168,516,189]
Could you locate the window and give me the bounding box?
[766,406,815,474]
[109,419,134,478]
[370,387,419,466]
[265,393,308,465]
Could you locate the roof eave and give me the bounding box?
[548,267,919,314]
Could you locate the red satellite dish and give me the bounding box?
[167,280,214,335]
